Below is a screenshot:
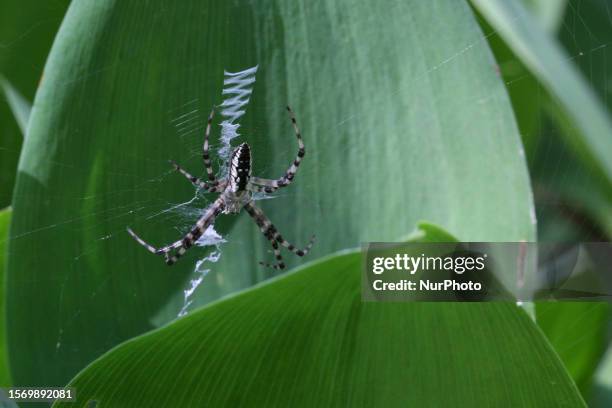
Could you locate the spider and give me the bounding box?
[127,106,315,269]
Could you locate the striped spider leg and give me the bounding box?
[168,109,226,193]
[248,106,305,194]
[127,197,225,265]
[128,106,314,268]
[244,202,315,270]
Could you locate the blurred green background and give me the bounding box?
[1,0,611,406]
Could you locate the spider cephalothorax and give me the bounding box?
[127,106,314,269]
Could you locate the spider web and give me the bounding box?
[148,65,260,318]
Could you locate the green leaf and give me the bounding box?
[0,208,12,386]
[522,0,567,33]
[401,221,460,242]
[471,0,612,186]
[54,245,583,407]
[0,76,31,136]
[0,0,70,207]
[536,302,610,393]
[591,347,612,407]
[9,0,535,386]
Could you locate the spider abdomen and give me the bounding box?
[229,142,251,192]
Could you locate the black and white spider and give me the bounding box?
[127,106,315,269]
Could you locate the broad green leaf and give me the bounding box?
[536,302,610,393]
[471,0,612,186]
[9,0,535,387]
[0,76,30,136]
[0,208,11,386]
[54,246,584,407]
[0,0,70,207]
